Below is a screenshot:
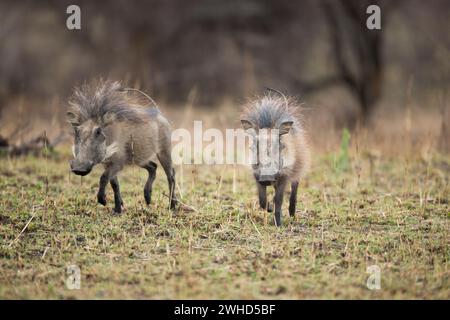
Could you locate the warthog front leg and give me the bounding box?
[97,164,122,214]
[110,176,123,214]
[289,181,299,217]
[97,173,109,206]
[143,161,157,205]
[273,177,288,227]
[257,182,269,211]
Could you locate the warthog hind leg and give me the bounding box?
[143,161,157,205]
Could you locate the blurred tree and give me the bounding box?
[323,0,384,125]
[438,92,449,154]
[0,0,448,119]
[300,0,397,126]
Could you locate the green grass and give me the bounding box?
[0,150,448,299]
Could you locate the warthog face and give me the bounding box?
[69,120,113,176]
[241,120,293,183]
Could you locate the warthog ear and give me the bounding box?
[279,121,293,135]
[66,111,80,127]
[102,112,116,127]
[241,119,255,132]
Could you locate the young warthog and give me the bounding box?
[241,89,310,226]
[67,79,177,214]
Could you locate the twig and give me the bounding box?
[216,166,226,197]
[9,205,39,247]
[176,178,184,199]
[249,216,262,236]
[162,193,199,213]
[41,246,49,260]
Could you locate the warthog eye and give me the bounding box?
[94,127,103,138]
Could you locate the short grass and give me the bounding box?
[0,150,448,299]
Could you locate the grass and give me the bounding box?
[0,149,448,299]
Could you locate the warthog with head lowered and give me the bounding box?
[241,89,310,226]
[67,79,177,214]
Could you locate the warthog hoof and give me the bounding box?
[111,209,122,215]
[97,193,107,206]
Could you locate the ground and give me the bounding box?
[0,150,448,299]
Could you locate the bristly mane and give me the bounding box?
[67,79,156,126]
[241,94,302,129]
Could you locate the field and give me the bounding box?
[0,146,448,299]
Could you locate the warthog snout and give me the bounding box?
[70,160,94,176]
[255,173,278,185]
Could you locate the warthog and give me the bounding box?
[67,79,177,214]
[241,89,310,226]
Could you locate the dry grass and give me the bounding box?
[0,96,448,299]
[0,145,448,299]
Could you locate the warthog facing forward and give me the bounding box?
[67,79,177,214]
[241,89,310,226]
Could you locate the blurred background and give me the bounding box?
[0,0,448,155]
